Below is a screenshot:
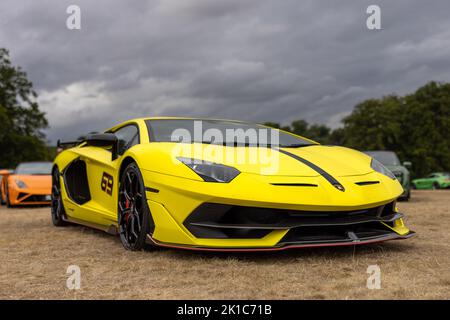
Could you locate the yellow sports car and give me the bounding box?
[52,117,414,251]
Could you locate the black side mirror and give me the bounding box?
[85,133,119,160]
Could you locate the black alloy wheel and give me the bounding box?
[6,184,12,208]
[118,163,152,251]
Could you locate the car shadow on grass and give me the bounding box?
[1,204,51,210]
[60,219,417,262]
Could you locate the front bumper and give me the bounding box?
[440,182,450,189]
[147,232,415,251]
[9,188,51,205]
[142,170,413,250]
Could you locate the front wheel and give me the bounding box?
[0,188,5,205]
[432,182,440,190]
[118,163,153,251]
[6,185,13,208]
[405,189,411,201]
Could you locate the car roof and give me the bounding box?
[137,116,255,123]
[17,161,52,165]
[107,117,272,133]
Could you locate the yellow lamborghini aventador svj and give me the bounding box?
[52,117,414,251]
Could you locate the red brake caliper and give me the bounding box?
[125,198,131,223]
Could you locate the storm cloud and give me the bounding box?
[1,0,450,143]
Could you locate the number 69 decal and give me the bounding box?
[101,172,114,195]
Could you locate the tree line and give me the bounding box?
[1,47,448,177]
[0,48,52,169]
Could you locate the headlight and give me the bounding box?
[15,179,27,189]
[177,157,240,182]
[371,158,396,179]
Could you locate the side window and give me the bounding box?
[114,125,139,156]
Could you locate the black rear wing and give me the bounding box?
[57,139,84,149]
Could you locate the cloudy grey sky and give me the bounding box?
[1,0,450,143]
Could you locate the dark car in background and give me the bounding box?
[364,151,412,201]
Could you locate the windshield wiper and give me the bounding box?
[190,141,316,148]
[193,141,273,147]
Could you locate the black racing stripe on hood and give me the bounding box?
[276,149,345,192]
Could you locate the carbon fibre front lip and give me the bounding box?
[146,231,415,252]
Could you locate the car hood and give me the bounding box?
[10,174,51,188]
[134,143,374,178]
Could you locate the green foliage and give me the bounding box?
[265,81,450,177]
[264,120,334,144]
[342,82,450,177]
[0,48,50,168]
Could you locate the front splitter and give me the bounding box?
[146,231,415,252]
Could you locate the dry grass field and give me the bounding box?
[1,190,449,300]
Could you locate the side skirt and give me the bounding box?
[64,216,118,235]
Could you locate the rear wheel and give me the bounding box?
[118,163,153,251]
[51,167,68,226]
[432,182,440,190]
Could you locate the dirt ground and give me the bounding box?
[1,190,449,300]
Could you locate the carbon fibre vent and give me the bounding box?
[270,183,318,187]
[355,181,380,186]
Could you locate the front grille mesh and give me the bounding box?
[184,202,400,243]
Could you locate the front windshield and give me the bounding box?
[15,162,52,175]
[365,151,400,166]
[145,119,316,147]
[436,172,450,178]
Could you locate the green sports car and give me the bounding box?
[412,172,450,190]
[364,151,412,201]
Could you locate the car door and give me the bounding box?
[421,174,436,189]
[69,124,140,226]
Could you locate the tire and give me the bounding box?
[433,182,440,190]
[405,189,411,201]
[0,187,5,206]
[51,167,68,226]
[6,185,13,208]
[411,183,417,190]
[398,189,410,202]
[118,162,154,251]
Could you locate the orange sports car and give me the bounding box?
[0,162,52,207]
